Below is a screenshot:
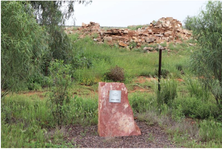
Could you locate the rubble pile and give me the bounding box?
[64,17,192,49]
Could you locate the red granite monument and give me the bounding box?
[98,82,141,137]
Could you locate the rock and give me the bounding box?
[123,30,128,34]
[164,31,172,37]
[143,46,154,51]
[158,44,165,50]
[145,37,156,43]
[98,82,141,137]
[104,36,112,42]
[155,33,163,37]
[82,22,87,27]
[119,41,128,47]
[65,18,192,48]
[132,37,138,42]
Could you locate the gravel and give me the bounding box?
[63,120,177,148]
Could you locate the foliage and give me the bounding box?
[29,1,89,77]
[173,97,219,119]
[157,77,177,107]
[1,93,98,147]
[189,1,222,105]
[48,60,72,128]
[183,15,194,30]
[129,41,137,50]
[1,1,48,97]
[199,120,222,143]
[104,65,125,82]
[129,93,157,113]
[184,77,210,101]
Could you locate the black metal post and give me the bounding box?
[158,48,162,92]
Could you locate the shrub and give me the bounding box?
[199,120,222,143]
[104,65,125,82]
[157,78,177,107]
[184,77,210,101]
[173,97,219,119]
[129,93,156,113]
[48,60,72,128]
[189,1,222,105]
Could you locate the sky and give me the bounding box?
[64,0,208,27]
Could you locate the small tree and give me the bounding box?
[48,60,72,128]
[1,1,48,97]
[189,1,222,105]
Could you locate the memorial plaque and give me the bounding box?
[109,90,121,103]
[98,82,141,137]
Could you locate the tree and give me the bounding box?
[30,1,92,75]
[183,15,194,30]
[189,1,222,105]
[1,1,48,97]
[1,1,92,97]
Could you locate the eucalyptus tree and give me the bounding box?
[30,1,92,75]
[189,1,222,105]
[1,1,48,97]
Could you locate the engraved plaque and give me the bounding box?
[109,90,121,103]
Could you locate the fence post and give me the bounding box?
[158,44,164,92]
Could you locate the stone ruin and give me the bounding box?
[64,17,192,51]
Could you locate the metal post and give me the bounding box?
[158,45,163,92]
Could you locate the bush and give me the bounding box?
[104,65,125,82]
[184,77,210,101]
[129,93,157,113]
[199,120,222,143]
[157,78,177,107]
[173,97,219,119]
[48,60,72,128]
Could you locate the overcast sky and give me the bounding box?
[65,0,208,27]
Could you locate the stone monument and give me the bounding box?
[98,82,141,137]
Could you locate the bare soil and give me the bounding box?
[63,120,178,148]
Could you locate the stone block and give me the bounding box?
[98,82,141,137]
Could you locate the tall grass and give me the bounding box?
[1,94,98,148]
[69,35,191,85]
[184,76,210,101]
[155,76,178,107]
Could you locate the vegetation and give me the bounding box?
[188,1,222,105]
[48,60,72,128]
[1,1,222,148]
[104,65,125,82]
[1,1,48,97]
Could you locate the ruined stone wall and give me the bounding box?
[64,17,192,49]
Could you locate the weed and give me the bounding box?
[184,76,210,101]
[173,97,219,119]
[104,65,125,82]
[129,41,137,49]
[199,120,222,143]
[156,77,177,107]
[129,93,157,113]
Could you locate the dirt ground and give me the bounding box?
[62,120,178,148]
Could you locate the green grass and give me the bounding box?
[2,36,222,148]
[70,35,193,85]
